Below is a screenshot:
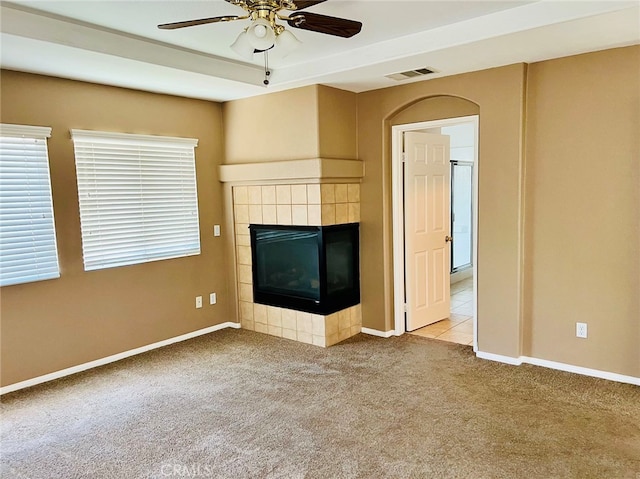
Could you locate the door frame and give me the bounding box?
[391,115,479,351]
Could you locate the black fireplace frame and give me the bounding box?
[249,223,360,315]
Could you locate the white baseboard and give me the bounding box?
[6,323,636,394]
[475,351,523,366]
[0,322,241,395]
[476,350,640,386]
[521,356,640,386]
[361,327,397,338]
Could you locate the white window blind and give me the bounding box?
[71,130,201,271]
[0,124,60,287]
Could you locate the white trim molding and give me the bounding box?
[0,322,241,395]
[361,327,398,338]
[475,351,523,366]
[476,350,640,386]
[521,356,640,386]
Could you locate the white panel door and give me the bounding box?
[404,132,451,331]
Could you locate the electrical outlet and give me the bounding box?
[576,322,587,338]
[209,292,217,305]
[213,225,221,237]
[195,296,203,309]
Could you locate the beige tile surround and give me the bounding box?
[233,183,361,347]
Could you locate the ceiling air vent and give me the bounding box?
[385,67,437,81]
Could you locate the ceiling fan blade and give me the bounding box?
[287,12,362,38]
[158,15,243,30]
[288,0,328,10]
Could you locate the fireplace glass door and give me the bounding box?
[253,229,321,301]
[250,223,360,315]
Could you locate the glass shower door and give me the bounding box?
[451,161,473,272]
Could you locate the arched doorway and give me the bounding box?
[387,96,480,350]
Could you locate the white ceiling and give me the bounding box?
[1,0,639,102]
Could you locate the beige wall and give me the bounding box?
[356,46,639,376]
[524,47,640,376]
[3,45,638,387]
[358,64,527,358]
[0,71,230,386]
[317,86,358,159]
[223,85,320,163]
[390,96,478,126]
[222,85,357,163]
[223,51,639,377]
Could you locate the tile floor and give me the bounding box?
[409,277,474,346]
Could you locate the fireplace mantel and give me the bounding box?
[219,158,363,184]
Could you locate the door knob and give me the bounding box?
[445,235,453,243]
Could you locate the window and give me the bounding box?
[0,124,60,287]
[71,130,200,271]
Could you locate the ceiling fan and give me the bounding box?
[158,0,362,65]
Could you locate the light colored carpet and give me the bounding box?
[1,329,639,478]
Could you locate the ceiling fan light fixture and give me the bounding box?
[158,0,363,79]
[254,24,268,38]
[247,18,276,51]
[230,30,255,60]
[275,29,302,58]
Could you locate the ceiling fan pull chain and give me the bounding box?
[263,50,271,86]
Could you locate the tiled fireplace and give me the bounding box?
[232,182,362,347]
[219,157,364,347]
